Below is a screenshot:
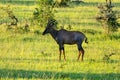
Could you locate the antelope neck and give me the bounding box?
[49,28,58,40]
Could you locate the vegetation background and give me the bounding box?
[0,0,120,80]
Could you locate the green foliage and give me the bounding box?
[96,0,120,34]
[32,0,55,27]
[103,53,115,63]
[55,0,70,7]
[0,5,30,33]
[1,5,18,26]
[108,32,120,40]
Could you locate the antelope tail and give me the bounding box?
[85,37,88,44]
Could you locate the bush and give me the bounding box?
[96,0,120,34]
[53,0,70,7]
[0,5,18,27]
[32,0,55,27]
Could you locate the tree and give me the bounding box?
[96,0,120,34]
[33,0,56,27]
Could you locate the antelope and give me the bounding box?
[42,20,88,61]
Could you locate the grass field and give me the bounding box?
[0,0,120,80]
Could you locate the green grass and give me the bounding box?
[0,0,35,5]
[0,0,120,80]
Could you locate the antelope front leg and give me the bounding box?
[63,48,66,61]
[59,44,66,61]
[59,49,66,61]
[59,49,62,61]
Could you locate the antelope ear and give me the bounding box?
[48,18,57,24]
[47,20,53,27]
[48,19,51,23]
[47,18,57,28]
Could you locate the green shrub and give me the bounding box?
[96,0,120,34]
[32,0,55,27]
